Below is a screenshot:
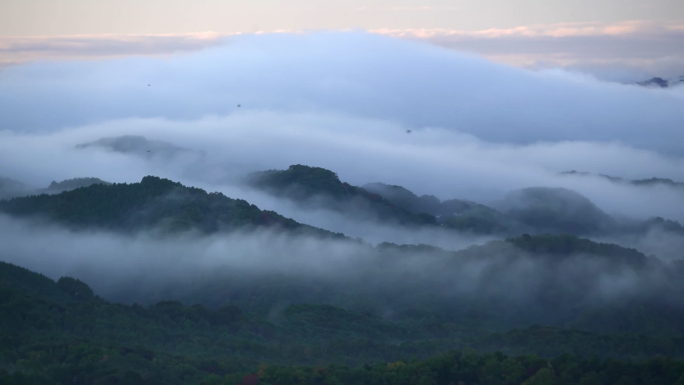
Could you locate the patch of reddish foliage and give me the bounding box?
[241,373,259,385]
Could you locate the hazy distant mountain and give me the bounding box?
[249,165,684,237]
[0,176,32,199]
[362,182,461,216]
[4,166,683,241]
[0,176,111,199]
[37,177,111,195]
[497,187,616,235]
[0,175,341,238]
[247,165,438,227]
[561,170,684,189]
[76,135,199,159]
[364,180,684,237]
[636,75,684,88]
[363,181,526,234]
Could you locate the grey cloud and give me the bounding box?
[386,24,684,81]
[0,32,683,228]
[75,134,202,160]
[0,33,225,66]
[421,32,684,60]
[1,32,683,155]
[1,112,684,225]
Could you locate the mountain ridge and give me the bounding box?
[0,175,344,238]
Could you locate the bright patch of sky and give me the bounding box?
[2,0,682,35]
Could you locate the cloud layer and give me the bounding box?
[378,21,684,81]
[0,32,225,70]
[3,21,682,82]
[0,31,683,227]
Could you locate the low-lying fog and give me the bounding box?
[0,214,678,314]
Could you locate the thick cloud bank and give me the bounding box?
[0,31,683,223]
[380,21,684,82]
[1,32,683,148]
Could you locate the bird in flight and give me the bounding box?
[237,104,241,107]
[406,130,412,134]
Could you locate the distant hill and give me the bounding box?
[561,170,684,189]
[368,179,684,238]
[363,182,466,216]
[249,165,681,237]
[247,165,438,227]
[37,177,111,195]
[497,187,616,235]
[362,182,444,214]
[636,75,684,88]
[0,176,32,199]
[375,233,654,272]
[0,175,342,237]
[0,176,111,199]
[249,165,536,235]
[76,135,200,159]
[363,182,527,234]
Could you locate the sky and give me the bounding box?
[3,0,683,35]
[1,1,683,79]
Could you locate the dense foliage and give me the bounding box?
[0,176,342,238]
[2,260,684,384]
[40,177,111,195]
[363,182,524,234]
[247,165,439,226]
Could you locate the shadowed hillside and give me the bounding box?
[247,165,438,226]
[0,175,343,238]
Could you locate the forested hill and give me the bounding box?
[3,256,684,383]
[0,176,342,237]
[0,176,110,199]
[247,165,438,226]
[0,176,32,199]
[363,181,531,234]
[248,165,679,237]
[38,177,111,195]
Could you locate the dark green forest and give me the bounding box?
[3,260,684,384]
[0,175,342,238]
[1,170,684,383]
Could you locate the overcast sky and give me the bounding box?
[2,0,683,35]
[1,1,683,79]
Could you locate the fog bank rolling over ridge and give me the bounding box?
[0,31,683,225]
[1,32,682,148]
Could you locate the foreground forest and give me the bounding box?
[3,260,684,384]
[1,167,684,384]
